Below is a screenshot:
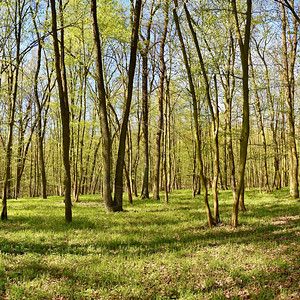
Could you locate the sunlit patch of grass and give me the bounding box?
[0,187,299,299]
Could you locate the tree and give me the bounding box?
[183,2,221,223]
[280,0,299,198]
[31,2,52,199]
[173,1,215,228]
[91,0,114,211]
[139,0,159,200]
[50,0,72,222]
[1,0,27,220]
[153,0,169,200]
[113,0,142,210]
[249,51,271,193]
[231,0,252,227]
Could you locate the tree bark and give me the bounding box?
[140,53,150,199]
[153,0,169,200]
[231,0,252,227]
[249,53,270,193]
[32,8,48,199]
[50,0,72,222]
[1,0,24,219]
[113,0,142,210]
[184,3,220,223]
[173,3,214,228]
[91,0,115,210]
[280,2,299,198]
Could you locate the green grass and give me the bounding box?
[0,188,299,299]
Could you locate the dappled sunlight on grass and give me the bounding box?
[0,188,299,299]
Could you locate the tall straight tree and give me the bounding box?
[31,4,48,199]
[153,0,169,200]
[1,1,24,220]
[90,0,114,211]
[50,0,72,222]
[231,0,252,227]
[139,0,159,199]
[113,0,142,210]
[1,0,26,220]
[253,36,281,190]
[280,1,299,198]
[249,51,270,193]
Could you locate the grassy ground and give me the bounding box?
[0,188,299,299]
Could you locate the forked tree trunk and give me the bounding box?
[184,4,220,223]
[113,0,142,209]
[173,3,214,228]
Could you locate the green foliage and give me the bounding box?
[0,189,299,299]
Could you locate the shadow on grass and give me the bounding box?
[0,208,299,258]
[0,190,299,259]
[0,218,299,300]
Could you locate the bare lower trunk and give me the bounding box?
[91,0,114,211]
[51,0,72,222]
[140,54,150,199]
[2,0,22,219]
[173,5,214,228]
[281,3,299,198]
[114,0,142,209]
[231,0,251,227]
[153,1,169,200]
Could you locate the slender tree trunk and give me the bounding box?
[113,0,142,210]
[212,75,220,222]
[249,53,270,193]
[140,53,150,199]
[231,0,252,227]
[184,4,220,223]
[153,0,169,200]
[32,12,48,199]
[50,0,72,222]
[173,3,214,228]
[91,0,115,210]
[2,0,23,219]
[164,80,170,204]
[281,3,299,198]
[124,163,133,204]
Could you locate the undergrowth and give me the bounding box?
[0,188,299,299]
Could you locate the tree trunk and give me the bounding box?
[50,0,72,222]
[2,0,23,219]
[249,53,270,193]
[184,4,220,223]
[113,0,142,209]
[231,0,252,227]
[281,3,299,198]
[153,0,169,200]
[140,53,150,199]
[91,0,115,210]
[173,4,214,228]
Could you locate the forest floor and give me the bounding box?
[0,188,299,299]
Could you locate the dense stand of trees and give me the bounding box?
[0,0,299,227]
